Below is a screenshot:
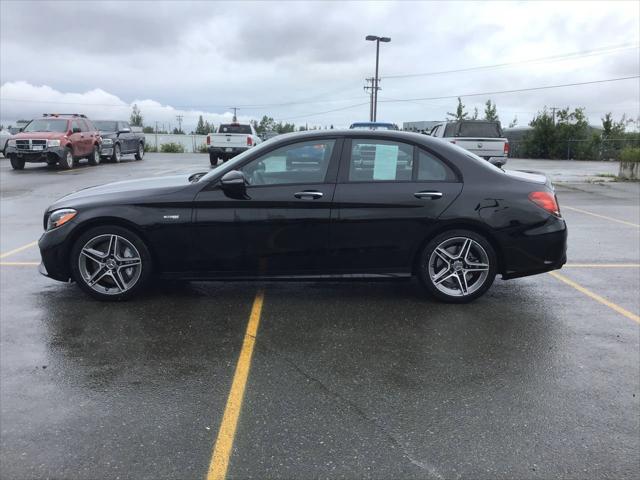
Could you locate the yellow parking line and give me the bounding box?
[207,290,265,480]
[562,206,640,228]
[0,261,39,266]
[0,241,37,259]
[564,264,640,268]
[549,271,639,324]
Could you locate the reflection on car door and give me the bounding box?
[69,120,86,156]
[192,138,342,275]
[329,138,463,273]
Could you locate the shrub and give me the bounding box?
[144,143,157,153]
[620,147,640,163]
[160,142,185,153]
[197,143,209,153]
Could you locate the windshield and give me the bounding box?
[218,124,252,134]
[457,122,502,137]
[23,119,68,133]
[93,121,118,132]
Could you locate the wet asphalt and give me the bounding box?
[1,154,638,479]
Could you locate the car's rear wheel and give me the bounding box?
[70,225,152,301]
[209,153,217,166]
[59,148,73,169]
[111,143,121,163]
[135,142,144,160]
[9,155,25,170]
[88,146,100,166]
[418,229,497,303]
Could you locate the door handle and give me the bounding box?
[414,191,443,199]
[294,191,323,199]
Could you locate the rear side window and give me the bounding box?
[458,122,501,137]
[71,120,83,132]
[444,124,456,137]
[348,139,414,182]
[417,150,457,182]
[219,124,252,134]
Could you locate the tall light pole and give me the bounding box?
[365,35,391,122]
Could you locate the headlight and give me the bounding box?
[47,139,61,147]
[46,209,77,230]
[7,139,16,147]
[102,138,113,146]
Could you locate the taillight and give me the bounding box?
[504,142,510,155]
[206,135,210,145]
[247,136,253,146]
[528,191,560,217]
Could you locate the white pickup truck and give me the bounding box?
[429,120,509,167]
[206,123,262,166]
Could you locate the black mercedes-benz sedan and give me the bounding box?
[38,130,567,302]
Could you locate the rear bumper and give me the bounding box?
[208,146,249,157]
[500,216,568,279]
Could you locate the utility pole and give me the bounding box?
[176,115,183,133]
[365,35,391,122]
[550,107,559,126]
[229,107,238,122]
[364,78,375,121]
[155,121,158,150]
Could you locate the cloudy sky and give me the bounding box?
[1,0,638,131]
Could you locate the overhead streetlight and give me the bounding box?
[366,35,391,121]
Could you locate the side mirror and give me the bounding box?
[72,127,81,134]
[18,128,24,132]
[489,157,507,168]
[118,128,131,134]
[220,170,247,188]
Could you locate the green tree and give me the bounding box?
[195,115,209,135]
[484,100,499,121]
[130,104,143,127]
[447,97,468,121]
[472,107,479,120]
[172,127,184,134]
[508,116,518,128]
[142,126,155,133]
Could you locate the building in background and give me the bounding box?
[402,120,441,133]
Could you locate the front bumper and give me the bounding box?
[100,146,114,156]
[5,146,66,163]
[38,222,77,282]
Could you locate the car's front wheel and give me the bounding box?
[70,225,152,301]
[418,229,497,303]
[9,155,25,170]
[59,148,74,170]
[88,146,100,166]
[111,143,121,163]
[135,142,144,160]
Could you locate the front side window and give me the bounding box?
[348,139,413,182]
[241,139,335,186]
[417,150,457,181]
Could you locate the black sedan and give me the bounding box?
[38,130,567,302]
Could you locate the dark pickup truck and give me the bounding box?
[94,120,145,162]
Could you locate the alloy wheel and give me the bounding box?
[78,234,142,295]
[427,237,490,297]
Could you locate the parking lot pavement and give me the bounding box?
[1,155,638,479]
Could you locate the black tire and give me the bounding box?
[111,143,121,163]
[9,155,25,170]
[417,229,497,303]
[70,225,153,301]
[209,152,218,166]
[88,146,100,166]
[134,142,144,160]
[59,147,74,170]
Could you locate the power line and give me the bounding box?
[378,76,640,103]
[383,43,639,79]
[277,102,371,121]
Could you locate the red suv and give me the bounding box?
[5,114,102,170]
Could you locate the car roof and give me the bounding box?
[266,128,446,148]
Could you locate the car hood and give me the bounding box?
[99,131,117,138]
[12,131,65,140]
[51,174,196,208]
